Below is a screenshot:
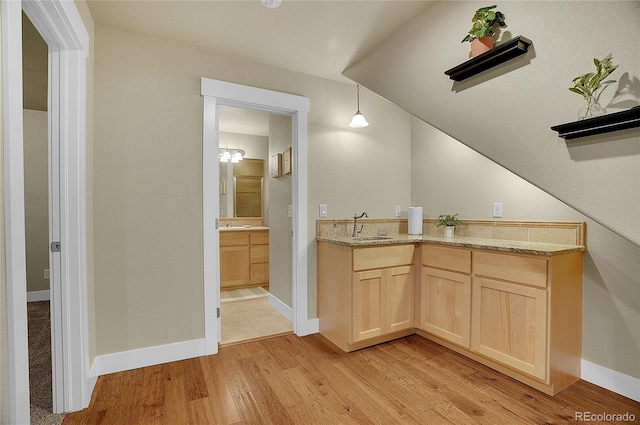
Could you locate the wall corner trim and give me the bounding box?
[581,359,640,402]
[268,293,293,322]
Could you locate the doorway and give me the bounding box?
[217,106,293,345]
[201,77,311,355]
[3,0,89,421]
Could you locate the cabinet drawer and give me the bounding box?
[474,251,547,288]
[220,232,250,247]
[353,245,414,272]
[250,230,269,245]
[250,245,269,264]
[422,245,471,273]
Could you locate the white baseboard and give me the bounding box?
[89,338,206,379]
[27,290,50,302]
[581,359,640,402]
[306,318,319,334]
[268,293,293,322]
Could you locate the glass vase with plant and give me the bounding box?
[569,53,618,120]
[436,214,465,238]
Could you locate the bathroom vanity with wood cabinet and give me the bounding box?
[220,228,269,290]
[317,221,585,396]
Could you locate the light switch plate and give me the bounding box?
[492,202,503,218]
[288,205,293,218]
[395,205,401,217]
[319,204,328,218]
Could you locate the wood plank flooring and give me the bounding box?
[63,334,640,424]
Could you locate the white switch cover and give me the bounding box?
[288,205,293,218]
[44,269,50,280]
[395,205,402,217]
[492,202,503,218]
[319,204,328,218]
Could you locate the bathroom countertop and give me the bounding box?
[316,233,585,256]
[220,226,269,231]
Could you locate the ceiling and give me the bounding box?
[85,0,434,83]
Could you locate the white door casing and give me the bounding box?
[201,78,310,354]
[3,0,89,420]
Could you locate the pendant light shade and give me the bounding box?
[348,84,369,128]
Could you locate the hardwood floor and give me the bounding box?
[63,334,640,424]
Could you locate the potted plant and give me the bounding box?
[569,53,618,120]
[436,214,465,238]
[461,5,506,57]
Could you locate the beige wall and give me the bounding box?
[0,6,10,419]
[345,1,640,245]
[92,26,412,355]
[411,117,640,379]
[23,109,49,293]
[268,114,293,307]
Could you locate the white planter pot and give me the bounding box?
[444,226,455,238]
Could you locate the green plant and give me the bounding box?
[436,214,465,228]
[569,54,619,100]
[461,5,506,43]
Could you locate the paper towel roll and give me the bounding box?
[408,207,423,235]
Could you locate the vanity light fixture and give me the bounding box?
[219,147,245,163]
[348,84,369,128]
[261,0,281,8]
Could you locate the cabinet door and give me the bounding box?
[352,269,384,342]
[386,266,414,333]
[471,277,547,381]
[420,267,471,348]
[220,246,250,289]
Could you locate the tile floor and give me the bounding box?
[220,296,293,345]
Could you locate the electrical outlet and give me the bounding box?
[288,205,293,218]
[492,202,503,218]
[395,205,401,217]
[319,204,328,218]
[44,269,50,280]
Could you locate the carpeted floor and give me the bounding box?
[28,301,66,425]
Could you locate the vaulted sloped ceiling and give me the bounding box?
[344,1,640,245]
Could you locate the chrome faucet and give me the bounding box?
[352,212,368,237]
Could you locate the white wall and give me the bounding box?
[92,25,413,355]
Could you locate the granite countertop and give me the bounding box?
[316,234,585,256]
[220,226,269,231]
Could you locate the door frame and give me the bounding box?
[201,78,310,354]
[2,0,89,420]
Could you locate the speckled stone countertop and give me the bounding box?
[316,234,585,256]
[220,226,269,231]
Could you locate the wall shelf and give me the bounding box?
[445,36,532,82]
[551,106,640,140]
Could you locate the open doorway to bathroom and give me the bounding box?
[217,106,293,345]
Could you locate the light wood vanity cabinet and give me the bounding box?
[418,245,472,348]
[318,243,415,352]
[418,246,583,395]
[220,229,269,290]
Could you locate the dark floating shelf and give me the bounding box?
[444,35,532,81]
[551,106,640,140]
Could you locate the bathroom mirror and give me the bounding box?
[220,158,264,218]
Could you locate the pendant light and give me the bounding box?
[261,0,281,8]
[348,84,369,128]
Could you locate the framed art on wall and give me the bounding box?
[270,153,282,178]
[283,148,292,175]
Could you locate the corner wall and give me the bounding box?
[410,117,640,381]
[344,1,640,245]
